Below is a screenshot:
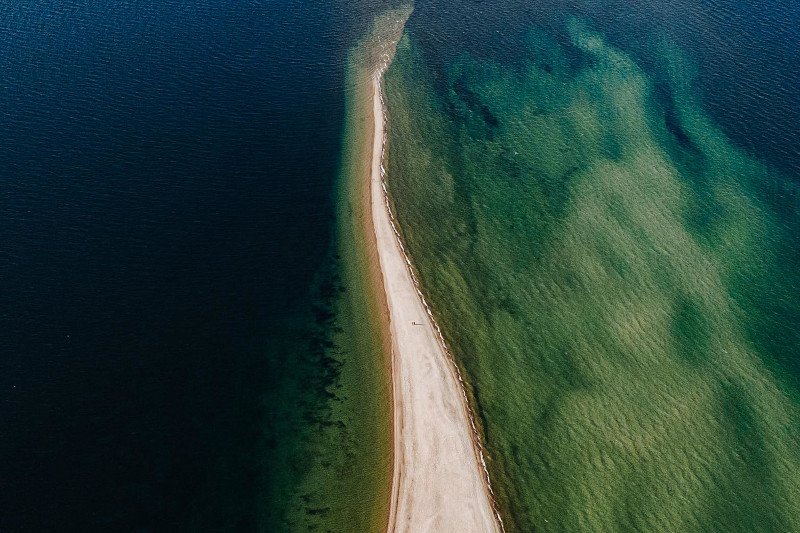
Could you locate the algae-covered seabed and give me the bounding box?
[261,72,391,530]
[260,9,414,531]
[383,21,800,532]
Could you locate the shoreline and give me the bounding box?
[328,11,410,527]
[369,49,504,533]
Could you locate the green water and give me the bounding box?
[264,9,418,529]
[260,260,390,532]
[384,21,800,531]
[259,12,409,530]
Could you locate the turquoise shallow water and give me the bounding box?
[384,2,800,530]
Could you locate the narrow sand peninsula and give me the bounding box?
[370,63,503,533]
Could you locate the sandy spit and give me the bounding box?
[368,52,503,533]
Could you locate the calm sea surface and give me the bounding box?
[385,0,800,530]
[407,0,800,175]
[0,0,388,529]
[2,0,798,530]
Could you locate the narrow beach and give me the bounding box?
[369,61,502,532]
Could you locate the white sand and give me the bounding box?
[369,68,503,533]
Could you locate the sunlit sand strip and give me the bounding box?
[369,38,503,533]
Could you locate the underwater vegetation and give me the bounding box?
[383,21,800,532]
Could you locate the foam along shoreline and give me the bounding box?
[370,54,503,532]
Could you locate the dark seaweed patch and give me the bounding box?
[453,77,500,128]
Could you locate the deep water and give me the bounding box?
[0,0,393,530]
[385,0,800,530]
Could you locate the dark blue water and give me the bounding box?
[0,1,373,529]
